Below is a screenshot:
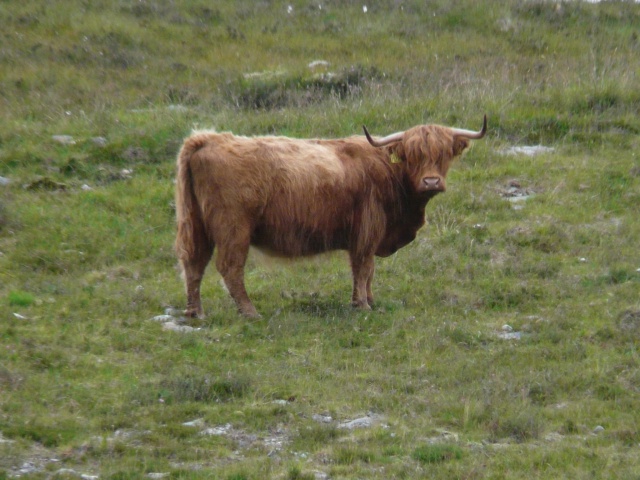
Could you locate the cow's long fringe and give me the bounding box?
[174,134,209,263]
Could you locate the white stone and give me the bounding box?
[312,414,333,424]
[500,145,554,156]
[182,418,205,427]
[308,60,330,69]
[201,423,233,436]
[338,414,384,429]
[163,321,199,333]
[497,331,522,340]
[52,135,76,145]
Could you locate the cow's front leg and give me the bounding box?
[366,267,375,307]
[350,253,375,310]
[215,224,260,318]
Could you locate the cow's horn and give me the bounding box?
[450,114,487,140]
[363,126,404,147]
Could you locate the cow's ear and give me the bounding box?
[390,142,406,164]
[453,137,470,156]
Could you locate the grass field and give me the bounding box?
[1,1,640,478]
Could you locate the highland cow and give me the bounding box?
[175,116,487,317]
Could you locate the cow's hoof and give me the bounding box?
[184,308,203,319]
[239,305,261,318]
[351,301,372,311]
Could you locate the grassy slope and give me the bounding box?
[1,1,640,478]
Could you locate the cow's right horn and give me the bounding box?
[363,126,404,148]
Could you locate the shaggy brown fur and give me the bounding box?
[175,120,486,318]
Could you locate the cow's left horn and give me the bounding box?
[363,126,404,148]
[450,114,487,140]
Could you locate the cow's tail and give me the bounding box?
[175,134,209,263]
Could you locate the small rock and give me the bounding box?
[0,176,10,186]
[507,194,533,203]
[502,324,514,333]
[426,428,459,444]
[338,413,384,430]
[593,425,605,434]
[272,399,289,406]
[122,146,148,162]
[201,423,233,436]
[52,135,76,145]
[182,418,205,428]
[81,184,93,191]
[308,60,330,69]
[12,313,28,320]
[497,331,522,340]
[91,136,108,147]
[163,321,199,333]
[500,145,554,156]
[544,432,564,442]
[341,417,373,429]
[151,315,174,323]
[147,474,169,480]
[312,414,333,424]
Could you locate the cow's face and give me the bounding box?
[363,116,487,195]
[394,125,470,195]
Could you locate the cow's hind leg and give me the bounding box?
[215,222,260,318]
[176,204,213,318]
[179,240,213,319]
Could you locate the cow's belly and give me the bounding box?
[251,225,348,258]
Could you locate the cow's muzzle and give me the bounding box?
[421,176,446,192]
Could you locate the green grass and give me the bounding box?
[1,0,640,478]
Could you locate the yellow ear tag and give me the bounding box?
[390,153,402,164]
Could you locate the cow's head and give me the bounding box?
[364,115,487,195]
